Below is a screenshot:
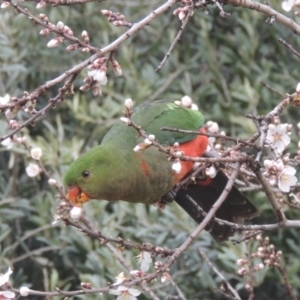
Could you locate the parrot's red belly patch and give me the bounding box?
[140,160,150,176]
[136,154,150,176]
[176,128,209,181]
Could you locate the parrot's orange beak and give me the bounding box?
[66,186,90,205]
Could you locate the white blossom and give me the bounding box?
[1,1,10,9]
[278,166,297,192]
[108,286,140,300]
[206,166,217,178]
[5,109,16,120]
[1,138,14,149]
[266,124,290,153]
[281,0,294,11]
[0,94,10,105]
[172,161,182,174]
[0,291,15,299]
[87,69,107,85]
[70,206,82,221]
[124,98,133,110]
[136,251,152,272]
[20,287,30,296]
[30,147,42,160]
[26,163,40,177]
[113,272,127,286]
[206,121,219,134]
[0,267,13,286]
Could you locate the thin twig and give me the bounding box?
[198,249,241,300]
[161,127,261,150]
[276,265,297,300]
[278,38,300,59]
[156,3,195,72]
[261,81,286,97]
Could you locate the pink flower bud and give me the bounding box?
[63,25,73,35]
[47,37,64,48]
[112,59,122,76]
[40,28,50,35]
[39,13,49,22]
[101,9,111,16]
[124,98,133,110]
[56,21,65,31]
[36,0,46,9]
[66,44,79,51]
[1,1,10,8]
[130,270,144,277]
[79,84,90,91]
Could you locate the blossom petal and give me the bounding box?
[128,288,141,296]
[283,166,297,175]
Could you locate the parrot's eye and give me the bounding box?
[82,170,90,178]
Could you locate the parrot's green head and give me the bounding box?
[64,145,115,205]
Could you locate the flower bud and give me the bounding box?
[48,178,57,186]
[36,0,46,9]
[120,117,131,125]
[47,37,64,48]
[56,21,65,31]
[70,206,82,221]
[172,161,182,174]
[112,59,122,76]
[181,95,192,107]
[296,82,300,94]
[1,1,10,8]
[40,28,50,35]
[39,13,49,22]
[20,287,30,296]
[30,147,42,160]
[124,98,133,110]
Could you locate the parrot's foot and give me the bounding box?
[155,191,176,210]
[154,200,166,210]
[161,191,176,203]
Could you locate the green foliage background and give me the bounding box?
[1,0,300,299]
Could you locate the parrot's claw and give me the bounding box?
[161,191,176,203]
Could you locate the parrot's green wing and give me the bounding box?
[102,100,204,147]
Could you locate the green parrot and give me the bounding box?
[64,100,258,241]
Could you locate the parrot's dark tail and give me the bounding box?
[174,170,259,242]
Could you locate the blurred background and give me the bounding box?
[1,0,300,299]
